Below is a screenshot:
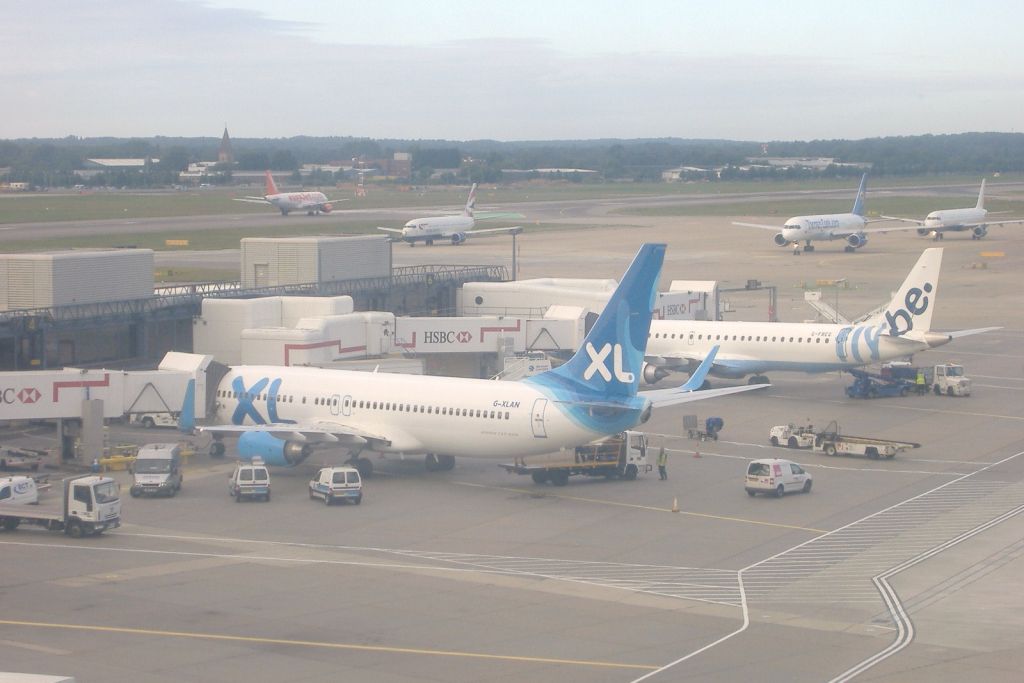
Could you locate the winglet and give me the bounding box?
[851,173,867,216]
[264,170,279,196]
[178,378,196,434]
[976,178,986,211]
[679,345,719,391]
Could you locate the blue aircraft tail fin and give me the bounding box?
[531,243,665,399]
[851,173,868,216]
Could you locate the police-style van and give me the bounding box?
[228,458,271,502]
[308,466,362,506]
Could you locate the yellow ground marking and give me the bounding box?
[0,619,656,671]
[453,481,826,533]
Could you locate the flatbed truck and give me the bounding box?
[0,474,121,537]
[769,421,920,459]
[501,431,650,486]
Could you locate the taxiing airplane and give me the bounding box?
[882,180,1024,240]
[378,183,522,246]
[733,174,913,253]
[234,170,348,216]
[642,247,999,385]
[186,244,763,475]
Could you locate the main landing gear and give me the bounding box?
[425,454,455,472]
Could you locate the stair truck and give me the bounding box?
[0,474,121,537]
[501,431,650,486]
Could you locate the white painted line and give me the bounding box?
[0,639,72,655]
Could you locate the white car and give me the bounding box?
[131,412,178,429]
[745,458,812,497]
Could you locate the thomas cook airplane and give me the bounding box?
[186,244,763,476]
[642,248,999,385]
[733,174,917,253]
[234,170,349,216]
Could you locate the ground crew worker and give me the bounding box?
[916,370,926,394]
[657,446,668,480]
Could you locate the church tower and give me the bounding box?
[218,127,234,164]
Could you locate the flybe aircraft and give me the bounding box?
[733,174,914,253]
[378,183,522,246]
[234,170,348,216]
[643,248,998,385]
[191,244,763,475]
[883,180,1024,240]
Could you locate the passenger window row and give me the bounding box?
[215,389,512,420]
[650,332,830,344]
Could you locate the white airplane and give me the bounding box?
[378,183,522,246]
[234,170,348,216]
[882,179,1024,240]
[185,244,764,475]
[733,174,913,253]
[642,247,999,385]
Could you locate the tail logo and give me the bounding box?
[584,343,635,383]
[886,282,933,336]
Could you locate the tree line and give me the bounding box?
[1,132,1022,188]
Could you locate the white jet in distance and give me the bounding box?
[733,174,913,254]
[186,244,764,476]
[234,170,348,216]
[378,183,522,246]
[642,247,999,385]
[882,179,1024,240]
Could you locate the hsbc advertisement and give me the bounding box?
[394,317,525,353]
[0,370,130,420]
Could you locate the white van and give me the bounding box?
[745,458,812,497]
[130,444,183,497]
[308,466,362,505]
[229,459,271,502]
[0,475,40,505]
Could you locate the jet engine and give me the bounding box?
[320,203,333,214]
[642,361,671,385]
[237,432,312,467]
[773,233,790,247]
[450,232,467,245]
[972,225,987,239]
[846,233,867,249]
[917,227,931,236]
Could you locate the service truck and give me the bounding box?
[0,474,121,537]
[882,362,971,397]
[501,431,650,486]
[770,421,920,459]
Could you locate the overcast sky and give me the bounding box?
[3,0,1023,141]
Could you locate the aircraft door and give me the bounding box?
[342,395,353,417]
[531,398,548,438]
[330,394,341,416]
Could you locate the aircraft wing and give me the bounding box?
[880,215,925,225]
[377,227,404,235]
[962,219,1024,228]
[857,223,929,234]
[467,226,523,238]
[732,221,783,231]
[475,211,526,220]
[233,197,270,204]
[197,420,392,447]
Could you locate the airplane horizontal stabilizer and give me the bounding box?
[947,326,1003,339]
[642,383,768,408]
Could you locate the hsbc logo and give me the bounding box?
[584,343,634,383]
[423,330,474,344]
[1,387,42,404]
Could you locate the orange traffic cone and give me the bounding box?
[671,497,680,513]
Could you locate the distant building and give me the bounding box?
[747,157,871,171]
[661,166,710,182]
